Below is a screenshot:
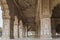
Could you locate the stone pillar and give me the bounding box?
[38,0,52,39]
[25,25,27,37]
[19,20,23,38]
[2,1,10,39]
[14,16,18,38]
[40,18,52,39]
[2,17,10,40]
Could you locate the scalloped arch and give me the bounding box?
[51,3,60,17]
[0,0,10,18]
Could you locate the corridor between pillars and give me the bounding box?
[14,16,18,38]
[40,18,51,39]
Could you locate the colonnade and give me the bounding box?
[2,16,24,40]
[1,0,52,40]
[2,13,52,40]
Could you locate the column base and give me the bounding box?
[2,37,10,40]
[40,35,52,39]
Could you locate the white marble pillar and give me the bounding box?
[40,18,52,39]
[14,16,18,38]
[2,17,10,40]
[19,20,23,38]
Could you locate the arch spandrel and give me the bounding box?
[50,0,60,12]
[48,0,59,18]
[40,0,51,18]
[0,0,10,19]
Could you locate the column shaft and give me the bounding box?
[2,18,10,40]
[40,18,51,39]
[19,20,23,38]
[14,16,18,38]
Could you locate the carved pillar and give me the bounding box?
[1,0,10,40]
[2,11,10,40]
[14,16,18,38]
[40,18,51,39]
[25,25,27,37]
[2,17,10,40]
[19,20,23,38]
[39,0,52,39]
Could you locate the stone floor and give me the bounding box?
[1,38,60,40]
[0,38,60,40]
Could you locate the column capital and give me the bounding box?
[3,16,10,19]
[14,16,18,24]
[1,0,7,4]
[40,15,51,19]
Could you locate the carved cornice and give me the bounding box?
[3,16,10,19]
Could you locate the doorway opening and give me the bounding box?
[51,4,60,38]
[0,6,3,38]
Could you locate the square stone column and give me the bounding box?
[14,16,18,39]
[19,20,23,38]
[2,17,10,40]
[40,18,52,39]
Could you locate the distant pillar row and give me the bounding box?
[2,16,24,39]
[14,16,24,38]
